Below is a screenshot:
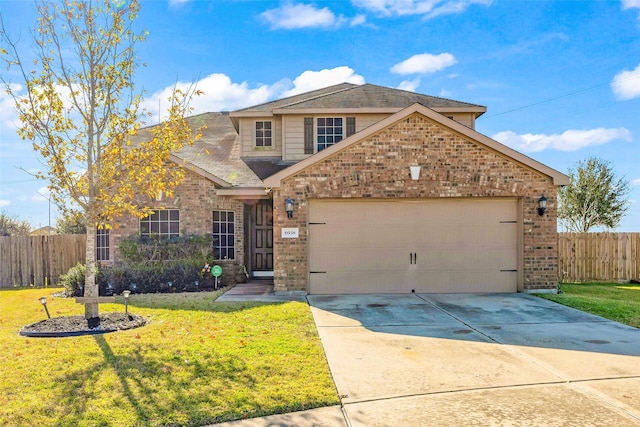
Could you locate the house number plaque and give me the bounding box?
[281,228,299,238]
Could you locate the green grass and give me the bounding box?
[0,288,339,426]
[537,282,640,329]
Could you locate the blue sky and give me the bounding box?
[1,0,639,231]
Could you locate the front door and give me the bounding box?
[251,200,273,275]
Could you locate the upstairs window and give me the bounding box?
[317,117,343,152]
[140,209,180,240]
[255,121,273,147]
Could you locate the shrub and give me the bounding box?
[100,233,218,294]
[59,263,86,297]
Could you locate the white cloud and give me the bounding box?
[351,0,492,19]
[0,200,10,208]
[143,67,365,123]
[168,0,190,7]
[631,178,640,186]
[611,63,640,100]
[397,79,421,92]
[282,66,365,97]
[622,0,640,10]
[391,53,457,75]
[31,186,51,202]
[0,83,21,129]
[142,73,284,123]
[261,2,357,29]
[492,128,632,152]
[350,14,367,26]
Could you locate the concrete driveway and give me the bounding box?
[308,293,640,426]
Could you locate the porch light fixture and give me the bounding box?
[39,296,51,319]
[538,195,547,216]
[285,198,294,219]
[409,165,421,181]
[122,290,131,316]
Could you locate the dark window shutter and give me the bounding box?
[304,117,314,154]
[346,116,356,137]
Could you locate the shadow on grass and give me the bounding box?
[52,334,257,425]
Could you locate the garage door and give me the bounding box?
[308,199,519,294]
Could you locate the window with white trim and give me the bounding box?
[317,117,343,152]
[140,209,180,239]
[255,121,273,147]
[96,226,110,261]
[213,210,235,260]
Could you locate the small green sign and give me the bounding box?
[211,265,223,277]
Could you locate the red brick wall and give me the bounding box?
[109,167,245,279]
[273,113,558,292]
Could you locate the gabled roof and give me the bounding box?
[233,82,357,114]
[229,83,486,129]
[132,112,263,188]
[171,113,263,187]
[264,103,569,187]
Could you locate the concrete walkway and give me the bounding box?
[211,288,640,426]
[215,281,307,303]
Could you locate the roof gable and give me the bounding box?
[230,83,486,117]
[133,112,263,188]
[263,103,569,187]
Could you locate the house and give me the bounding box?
[30,226,58,236]
[105,83,569,294]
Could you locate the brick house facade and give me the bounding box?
[268,111,559,292]
[106,83,568,294]
[109,167,246,284]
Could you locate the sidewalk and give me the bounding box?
[206,406,347,427]
[215,281,307,303]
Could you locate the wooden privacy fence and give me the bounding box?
[558,233,640,282]
[0,234,86,289]
[1,233,638,288]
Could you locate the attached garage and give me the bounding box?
[265,103,568,294]
[308,198,520,294]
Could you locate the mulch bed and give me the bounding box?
[20,312,147,337]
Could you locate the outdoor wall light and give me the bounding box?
[122,290,131,316]
[39,296,51,319]
[285,198,294,219]
[538,195,547,216]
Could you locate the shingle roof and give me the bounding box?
[233,83,485,113]
[132,113,263,188]
[172,113,264,187]
[135,84,489,189]
[233,83,357,113]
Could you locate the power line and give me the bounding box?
[484,67,640,119]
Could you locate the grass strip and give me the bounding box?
[537,282,640,328]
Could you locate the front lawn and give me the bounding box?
[0,288,339,426]
[537,282,640,329]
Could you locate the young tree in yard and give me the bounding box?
[558,157,630,232]
[0,211,32,236]
[1,0,202,322]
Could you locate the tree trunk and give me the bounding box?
[84,223,99,321]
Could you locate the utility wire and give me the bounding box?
[484,67,640,119]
